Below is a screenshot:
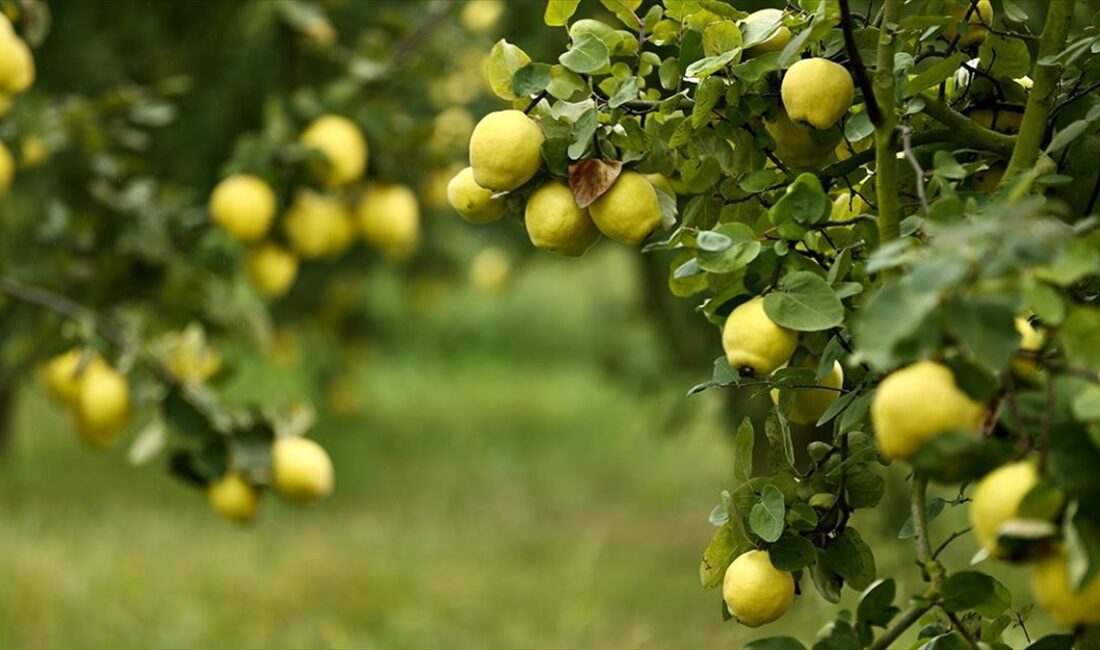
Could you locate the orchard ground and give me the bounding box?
[0,250,1061,647]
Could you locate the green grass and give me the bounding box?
[0,247,1059,648]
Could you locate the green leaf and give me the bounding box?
[846,466,885,509]
[1062,307,1100,371]
[907,53,968,96]
[770,534,816,571]
[703,19,742,57]
[857,579,899,628]
[765,409,796,471]
[568,108,598,159]
[899,497,946,539]
[764,272,844,332]
[692,76,725,127]
[544,0,581,26]
[749,484,786,543]
[944,299,1019,373]
[1025,635,1076,650]
[598,0,642,26]
[811,547,844,603]
[824,528,876,591]
[486,40,532,101]
[1064,501,1100,592]
[684,49,741,78]
[700,520,752,588]
[978,34,1031,79]
[733,417,755,482]
[912,434,1015,485]
[511,63,553,96]
[546,65,587,100]
[942,571,1010,616]
[608,76,641,108]
[770,172,830,227]
[559,32,611,74]
[697,223,761,273]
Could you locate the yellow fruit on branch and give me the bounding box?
[0,20,34,95]
[207,473,260,523]
[1032,550,1100,628]
[1012,317,1045,378]
[460,0,505,33]
[357,183,420,260]
[870,361,984,460]
[643,172,675,198]
[742,9,790,58]
[969,460,1038,557]
[781,58,855,130]
[589,171,662,246]
[283,190,354,259]
[272,436,334,503]
[469,110,545,191]
[945,0,993,49]
[722,297,798,377]
[469,247,511,295]
[74,362,130,449]
[765,107,843,168]
[772,360,844,425]
[300,114,368,186]
[968,107,1024,135]
[246,244,298,298]
[164,328,222,384]
[40,349,96,406]
[524,180,600,257]
[0,139,12,193]
[723,550,795,627]
[208,174,277,243]
[447,166,506,224]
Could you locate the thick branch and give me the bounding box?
[1002,1,1074,182]
[920,98,1017,158]
[872,0,903,246]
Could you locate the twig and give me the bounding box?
[870,600,935,650]
[838,0,882,126]
[900,126,930,215]
[944,609,981,649]
[932,526,974,560]
[524,90,548,115]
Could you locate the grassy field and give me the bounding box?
[0,248,1055,648]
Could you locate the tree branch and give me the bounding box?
[920,97,1017,158]
[870,600,934,650]
[839,0,882,126]
[1002,0,1074,183]
[872,0,903,247]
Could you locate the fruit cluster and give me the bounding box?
[210,114,421,300]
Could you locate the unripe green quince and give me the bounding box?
[469,110,545,191]
[781,58,855,130]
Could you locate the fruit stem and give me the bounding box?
[1001,0,1073,185]
[872,0,902,248]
